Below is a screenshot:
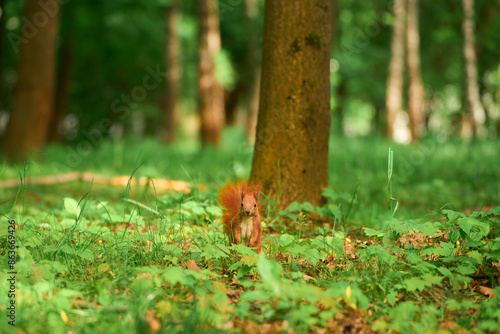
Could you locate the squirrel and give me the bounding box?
[218,180,263,254]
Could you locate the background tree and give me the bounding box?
[47,35,74,143]
[2,0,60,160]
[1,0,499,152]
[163,0,180,142]
[250,0,333,208]
[461,0,486,137]
[47,1,74,143]
[0,0,7,103]
[407,0,424,142]
[198,0,224,145]
[385,0,406,140]
[244,0,261,143]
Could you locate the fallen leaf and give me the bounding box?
[185,259,200,272]
[60,311,69,323]
[478,285,494,297]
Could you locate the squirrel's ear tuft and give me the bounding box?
[254,184,262,200]
[241,181,247,194]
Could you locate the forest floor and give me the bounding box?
[1,132,499,333]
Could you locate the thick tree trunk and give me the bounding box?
[48,36,74,143]
[385,0,406,139]
[244,0,260,143]
[164,0,180,142]
[198,0,224,145]
[461,0,486,137]
[1,0,60,161]
[250,0,333,209]
[406,0,424,143]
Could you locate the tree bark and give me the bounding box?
[198,0,224,145]
[250,0,333,209]
[406,0,424,143]
[461,0,486,137]
[163,0,180,142]
[1,0,60,161]
[385,0,406,139]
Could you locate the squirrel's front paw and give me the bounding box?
[249,237,256,247]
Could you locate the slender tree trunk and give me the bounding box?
[47,36,74,143]
[246,71,260,143]
[335,78,346,135]
[244,0,260,142]
[224,85,242,125]
[1,0,60,161]
[164,0,180,142]
[461,0,486,137]
[250,0,333,209]
[385,0,406,139]
[331,0,344,136]
[0,0,7,106]
[497,63,500,136]
[373,104,383,136]
[406,0,424,143]
[198,0,224,145]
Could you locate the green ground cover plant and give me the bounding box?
[1,133,499,333]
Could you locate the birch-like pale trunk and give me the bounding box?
[462,0,486,137]
[385,0,406,139]
[407,0,424,142]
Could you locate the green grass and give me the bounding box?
[1,131,499,333]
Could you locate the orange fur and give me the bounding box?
[218,180,263,253]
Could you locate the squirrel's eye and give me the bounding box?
[241,203,243,206]
[254,204,256,207]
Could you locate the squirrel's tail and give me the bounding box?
[218,181,245,232]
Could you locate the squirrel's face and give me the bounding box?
[241,193,259,216]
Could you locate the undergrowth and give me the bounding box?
[0,134,499,333]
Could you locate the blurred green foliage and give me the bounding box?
[1,0,499,142]
[1,129,498,223]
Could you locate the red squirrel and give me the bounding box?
[218,181,263,254]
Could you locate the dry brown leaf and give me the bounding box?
[185,259,200,272]
[478,285,494,297]
[439,318,473,334]
[136,272,153,280]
